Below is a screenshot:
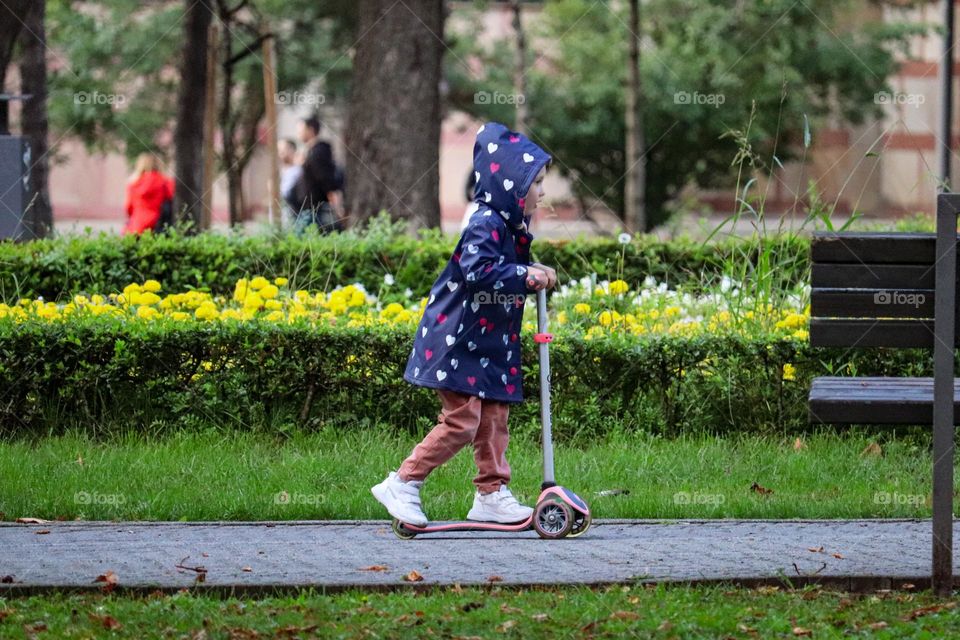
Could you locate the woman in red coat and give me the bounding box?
[123,154,174,235]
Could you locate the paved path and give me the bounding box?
[0,519,954,595]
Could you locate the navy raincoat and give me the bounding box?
[402,122,552,403]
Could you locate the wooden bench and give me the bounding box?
[808,194,960,594]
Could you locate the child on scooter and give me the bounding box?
[372,122,557,526]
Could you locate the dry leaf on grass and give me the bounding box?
[792,626,812,636]
[861,442,883,457]
[487,575,503,583]
[403,570,424,582]
[15,517,49,524]
[94,570,118,592]
[750,482,773,495]
[496,620,516,632]
[360,565,389,572]
[610,611,640,621]
[793,438,805,451]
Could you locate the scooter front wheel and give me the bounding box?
[391,519,417,539]
[567,511,592,538]
[533,500,574,539]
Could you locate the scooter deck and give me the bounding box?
[399,518,533,534]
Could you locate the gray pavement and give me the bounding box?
[0,519,954,595]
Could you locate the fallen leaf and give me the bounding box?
[792,626,812,636]
[1,575,14,583]
[77,454,83,466]
[793,438,805,451]
[360,565,389,572]
[497,620,516,632]
[610,611,640,620]
[737,623,757,633]
[903,601,957,621]
[808,546,823,553]
[403,570,423,582]
[15,517,49,524]
[89,613,122,630]
[35,529,50,535]
[500,604,522,614]
[832,553,844,559]
[531,613,549,622]
[241,566,252,572]
[487,575,503,583]
[861,442,883,457]
[657,620,673,632]
[94,570,118,593]
[868,621,888,630]
[750,482,773,495]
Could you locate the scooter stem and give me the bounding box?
[535,288,556,487]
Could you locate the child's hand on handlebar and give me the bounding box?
[525,264,557,291]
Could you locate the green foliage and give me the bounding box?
[447,0,928,229]
[0,221,810,303]
[0,309,933,438]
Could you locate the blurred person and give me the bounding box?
[278,138,303,230]
[292,115,343,234]
[123,153,174,236]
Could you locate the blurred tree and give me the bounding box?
[345,0,445,230]
[18,0,53,238]
[447,0,930,230]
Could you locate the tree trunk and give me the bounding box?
[18,0,52,239]
[173,0,214,231]
[345,0,444,231]
[0,0,31,130]
[624,0,646,232]
[510,0,527,133]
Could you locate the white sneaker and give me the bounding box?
[371,471,428,526]
[466,485,534,523]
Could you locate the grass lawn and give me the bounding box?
[0,425,939,521]
[1,584,959,638]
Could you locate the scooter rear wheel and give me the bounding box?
[391,519,417,539]
[533,500,574,539]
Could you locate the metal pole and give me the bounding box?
[932,193,958,595]
[941,0,955,191]
[536,288,555,487]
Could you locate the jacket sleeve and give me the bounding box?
[457,219,530,296]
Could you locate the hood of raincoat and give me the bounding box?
[472,122,551,230]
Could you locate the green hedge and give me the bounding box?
[0,223,810,304]
[0,315,930,439]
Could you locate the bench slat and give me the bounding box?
[811,288,933,319]
[809,319,935,348]
[811,263,940,289]
[812,232,939,264]
[809,377,960,425]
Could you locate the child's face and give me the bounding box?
[523,167,547,214]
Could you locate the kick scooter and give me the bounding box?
[391,287,591,540]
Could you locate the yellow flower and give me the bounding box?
[609,280,629,295]
[265,299,283,310]
[274,277,289,286]
[136,306,159,320]
[574,303,591,315]
[233,279,249,302]
[249,276,269,291]
[260,284,280,300]
[195,302,219,321]
[782,363,796,381]
[143,279,162,292]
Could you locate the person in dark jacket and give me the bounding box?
[292,115,343,234]
[372,122,558,526]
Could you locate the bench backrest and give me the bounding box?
[809,231,954,348]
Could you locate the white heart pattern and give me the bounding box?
[445,335,456,346]
[480,357,490,368]
[447,281,459,292]
[436,370,447,381]
[516,265,527,276]
[466,272,476,282]
[458,323,464,334]
[487,142,498,154]
[414,367,420,376]
[499,210,510,220]
[503,179,514,191]
[429,294,435,305]
[479,391,486,398]
[478,124,485,134]
[468,341,477,351]
[502,334,508,345]
[484,192,492,202]
[523,153,534,163]
[493,280,504,290]
[474,171,480,182]
[506,350,512,361]
[467,244,479,255]
[421,327,428,337]
[471,302,480,313]
[501,374,508,384]
[451,358,459,370]
[499,255,505,264]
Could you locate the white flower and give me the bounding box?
[643,276,657,288]
[403,287,413,298]
[618,232,632,245]
[384,273,395,286]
